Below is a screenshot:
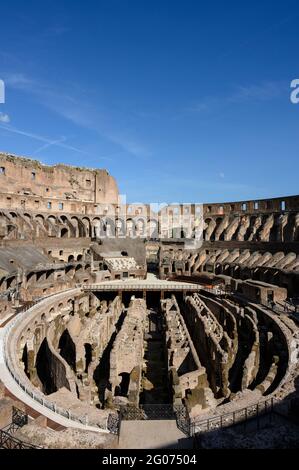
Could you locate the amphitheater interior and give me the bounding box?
[0,153,298,449]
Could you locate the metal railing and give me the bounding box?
[82,283,202,291]
[107,413,120,435]
[2,407,29,436]
[190,397,277,435]
[0,407,42,449]
[0,428,41,449]
[119,404,191,436]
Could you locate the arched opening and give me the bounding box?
[126,219,135,237]
[213,217,223,241]
[115,218,126,237]
[21,344,30,379]
[61,228,69,238]
[82,218,91,237]
[204,218,212,241]
[115,372,130,397]
[36,338,58,395]
[58,330,76,372]
[6,277,16,289]
[84,343,92,373]
[148,219,158,239]
[105,218,115,237]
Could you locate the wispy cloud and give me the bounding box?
[0,123,88,155]
[189,81,285,115]
[0,113,10,123]
[33,136,68,155]
[0,124,120,162]
[3,72,150,159]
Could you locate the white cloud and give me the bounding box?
[0,113,10,123]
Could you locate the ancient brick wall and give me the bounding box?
[0,153,119,207]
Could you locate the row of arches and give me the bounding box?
[0,261,93,294]
[203,213,299,242]
[0,210,163,239]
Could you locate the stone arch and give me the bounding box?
[204,217,219,241]
[213,217,223,241]
[82,217,91,237]
[70,216,80,237]
[115,218,126,237]
[84,343,92,373]
[46,270,54,280]
[60,227,69,239]
[65,265,74,276]
[58,330,76,372]
[6,276,16,289]
[105,218,115,237]
[126,218,135,237]
[36,271,46,282]
[135,217,146,237]
[23,213,32,222]
[91,217,101,238]
[115,372,130,397]
[36,337,70,395]
[21,343,30,379]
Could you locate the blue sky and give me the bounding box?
[0,0,298,204]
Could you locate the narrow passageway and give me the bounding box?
[140,303,171,405]
[93,309,127,406]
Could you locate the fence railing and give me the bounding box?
[118,404,191,436]
[107,413,120,435]
[0,428,41,449]
[0,407,42,449]
[190,397,278,435]
[82,283,202,291]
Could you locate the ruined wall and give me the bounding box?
[203,195,299,216]
[162,296,216,413]
[159,245,299,296]
[13,290,124,411]
[109,298,146,405]
[0,153,119,208]
[182,294,233,398]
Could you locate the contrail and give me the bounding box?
[0,124,88,155]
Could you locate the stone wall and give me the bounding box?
[161,295,216,414]
[109,298,146,405]
[0,153,119,205]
